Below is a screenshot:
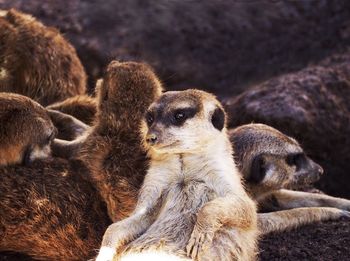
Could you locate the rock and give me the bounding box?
[223,52,350,198]
[1,0,350,95]
[259,218,350,260]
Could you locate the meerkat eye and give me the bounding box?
[146,112,154,125]
[286,153,305,168]
[172,108,197,126]
[175,112,185,120]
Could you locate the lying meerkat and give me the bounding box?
[0,9,86,106]
[97,89,258,261]
[0,61,163,260]
[229,123,350,234]
[0,92,57,166]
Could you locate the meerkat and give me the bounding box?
[0,9,87,106]
[0,92,57,166]
[229,123,350,234]
[0,61,163,260]
[46,94,97,125]
[97,89,258,261]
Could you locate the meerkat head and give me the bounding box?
[95,61,163,128]
[142,89,227,155]
[229,124,323,191]
[0,93,57,166]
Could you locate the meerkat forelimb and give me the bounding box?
[46,94,97,125]
[258,207,350,235]
[257,189,350,212]
[47,109,90,140]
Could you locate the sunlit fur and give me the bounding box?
[97,89,258,261]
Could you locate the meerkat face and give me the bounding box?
[142,89,226,155]
[230,124,323,190]
[0,93,57,166]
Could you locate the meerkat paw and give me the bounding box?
[341,210,350,218]
[186,227,214,260]
[95,246,116,261]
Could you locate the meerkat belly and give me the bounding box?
[128,180,216,255]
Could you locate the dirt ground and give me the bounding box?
[2,217,350,260]
[2,0,350,97]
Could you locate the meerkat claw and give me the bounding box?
[186,228,213,260]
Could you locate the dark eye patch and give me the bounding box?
[170,107,198,126]
[286,153,306,170]
[248,154,267,184]
[145,111,155,126]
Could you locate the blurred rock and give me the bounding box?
[1,0,350,96]
[223,51,350,198]
[0,9,87,105]
[259,217,350,260]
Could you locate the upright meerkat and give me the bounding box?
[0,9,87,105]
[0,92,57,166]
[97,90,258,261]
[229,123,350,234]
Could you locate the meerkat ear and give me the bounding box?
[211,107,225,131]
[248,154,267,184]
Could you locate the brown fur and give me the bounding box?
[0,61,162,260]
[46,95,97,125]
[0,92,56,166]
[78,61,163,221]
[229,124,350,234]
[0,158,110,260]
[0,9,86,106]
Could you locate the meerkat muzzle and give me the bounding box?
[146,133,158,145]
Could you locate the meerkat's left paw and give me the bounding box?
[186,227,214,260]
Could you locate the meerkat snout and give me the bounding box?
[146,132,158,145]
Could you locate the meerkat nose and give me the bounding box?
[318,166,324,175]
[146,133,158,144]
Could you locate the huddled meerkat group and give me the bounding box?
[0,8,349,261]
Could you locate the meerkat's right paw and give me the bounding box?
[186,226,214,260]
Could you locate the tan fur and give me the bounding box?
[0,9,86,105]
[229,123,350,234]
[0,92,56,166]
[97,90,258,261]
